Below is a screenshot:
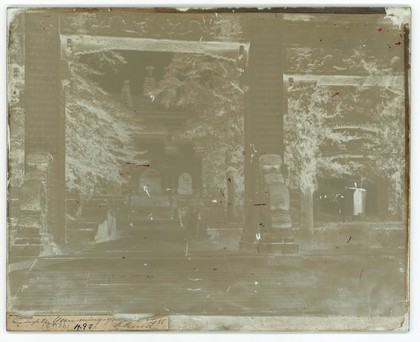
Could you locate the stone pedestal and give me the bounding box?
[241,154,298,255]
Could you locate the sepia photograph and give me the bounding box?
[6,6,410,332]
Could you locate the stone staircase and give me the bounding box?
[11,213,44,257]
[10,171,49,258]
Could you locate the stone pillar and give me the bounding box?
[240,14,297,253]
[24,12,65,244]
[226,171,236,220]
[255,154,297,254]
[143,65,156,97]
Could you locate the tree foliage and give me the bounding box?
[7,15,25,188]
[65,50,138,195]
[285,80,406,217]
[7,64,25,188]
[371,86,406,216]
[153,53,245,201]
[285,82,359,192]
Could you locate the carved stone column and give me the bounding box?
[240,14,297,254]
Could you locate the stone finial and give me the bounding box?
[146,65,155,77]
[121,80,133,108]
[143,66,156,98]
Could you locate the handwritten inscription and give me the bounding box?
[7,315,169,331]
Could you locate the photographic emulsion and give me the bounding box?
[6,7,410,331]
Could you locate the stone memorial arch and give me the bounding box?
[17,9,404,256]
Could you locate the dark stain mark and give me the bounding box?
[125,162,150,168]
[258,222,265,227]
[346,236,352,244]
[122,256,125,259]
[359,268,364,281]
[378,27,382,32]
[253,203,267,206]
[319,39,323,42]
[256,246,260,254]
[331,91,340,98]
[213,267,217,271]
[395,41,401,45]
[227,177,232,183]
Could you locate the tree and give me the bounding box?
[370,86,406,218]
[284,81,360,231]
[7,65,25,188]
[152,53,245,205]
[64,50,139,196]
[7,14,25,188]
[284,78,406,229]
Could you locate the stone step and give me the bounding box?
[14,236,41,245]
[16,214,43,228]
[259,242,299,255]
[66,230,96,243]
[66,221,98,230]
[15,225,41,238]
[10,244,42,257]
[262,232,295,243]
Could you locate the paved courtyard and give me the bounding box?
[8,222,407,318]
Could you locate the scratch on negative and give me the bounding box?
[188,278,202,282]
[28,259,38,272]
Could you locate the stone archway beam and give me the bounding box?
[284,74,404,88]
[61,34,249,62]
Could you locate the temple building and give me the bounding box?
[119,65,203,220]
